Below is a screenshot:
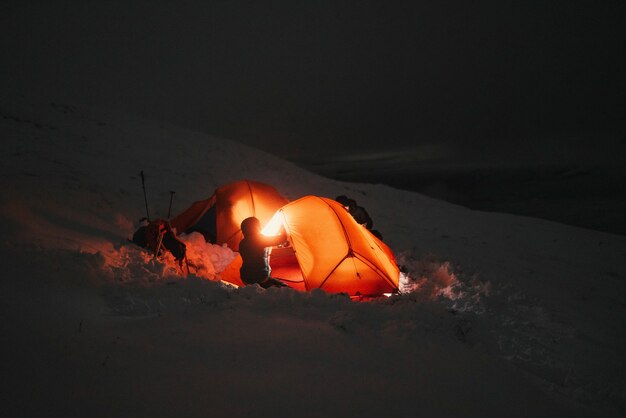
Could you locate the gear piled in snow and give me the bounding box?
[132,219,186,262]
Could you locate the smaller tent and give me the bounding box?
[169,180,288,287]
[170,180,288,252]
[263,196,399,297]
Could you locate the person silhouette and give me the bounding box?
[238,217,288,288]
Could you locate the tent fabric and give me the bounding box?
[267,196,399,296]
[170,180,288,252]
[170,195,217,239]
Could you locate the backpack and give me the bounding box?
[132,219,186,261]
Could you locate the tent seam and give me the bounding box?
[319,197,365,283]
[280,210,310,291]
[352,251,397,290]
[318,253,350,290]
[245,180,256,216]
[319,197,353,249]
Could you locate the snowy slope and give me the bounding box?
[1,96,625,417]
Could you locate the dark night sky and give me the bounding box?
[2,0,625,165]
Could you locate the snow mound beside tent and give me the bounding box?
[180,233,238,277]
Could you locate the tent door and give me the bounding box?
[187,205,217,243]
[269,246,305,291]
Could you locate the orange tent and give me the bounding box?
[170,180,288,288]
[263,196,399,297]
[170,180,288,251]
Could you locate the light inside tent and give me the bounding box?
[261,211,284,236]
[232,198,255,226]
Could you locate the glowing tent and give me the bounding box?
[263,196,399,297]
[170,180,288,252]
[169,180,289,287]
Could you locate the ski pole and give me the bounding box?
[167,190,175,218]
[154,226,165,258]
[140,170,151,222]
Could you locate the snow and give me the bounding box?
[179,233,238,277]
[1,95,625,417]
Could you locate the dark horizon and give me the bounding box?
[2,1,624,162]
[299,155,626,235]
